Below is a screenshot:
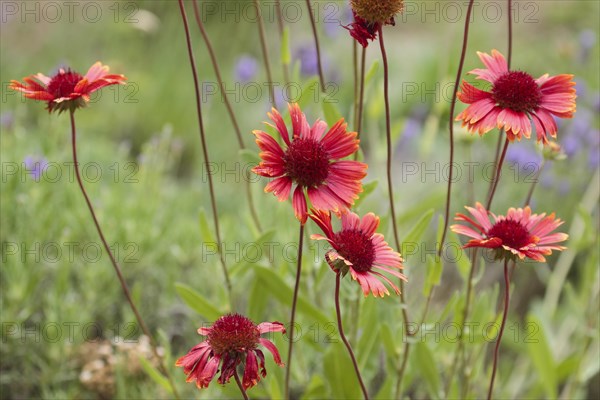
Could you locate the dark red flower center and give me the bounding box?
[333,229,375,272]
[47,69,83,99]
[492,71,542,113]
[207,314,260,355]
[487,219,532,250]
[283,138,330,188]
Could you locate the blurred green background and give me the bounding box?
[1,0,598,398]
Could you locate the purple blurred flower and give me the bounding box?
[592,92,600,114]
[579,30,596,63]
[294,45,319,76]
[574,80,587,99]
[589,146,599,169]
[235,55,258,83]
[580,29,596,49]
[558,180,571,196]
[540,171,554,189]
[562,135,580,158]
[23,155,49,181]
[506,145,542,172]
[1,111,14,131]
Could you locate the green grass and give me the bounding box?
[1,1,599,398]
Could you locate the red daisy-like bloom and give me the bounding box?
[451,202,568,262]
[343,11,381,48]
[10,62,126,113]
[176,314,285,390]
[252,103,367,224]
[456,49,576,144]
[309,209,407,297]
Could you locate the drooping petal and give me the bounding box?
[242,350,260,389]
[264,177,293,201]
[292,185,308,224]
[259,338,284,366]
[196,355,220,388]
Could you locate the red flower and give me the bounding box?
[310,209,407,297]
[10,62,126,113]
[252,103,367,224]
[451,202,568,262]
[176,314,285,390]
[456,50,576,144]
[344,11,381,48]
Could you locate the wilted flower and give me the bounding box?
[176,314,285,390]
[350,0,404,24]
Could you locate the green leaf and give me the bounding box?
[198,208,216,244]
[380,323,398,358]
[413,342,441,399]
[239,148,261,166]
[253,266,329,326]
[403,208,434,244]
[526,314,557,398]
[301,375,327,399]
[448,229,470,280]
[354,180,379,208]
[138,356,173,395]
[280,26,291,65]
[423,254,443,296]
[401,208,434,259]
[175,283,223,320]
[365,60,380,84]
[324,343,361,397]
[247,279,268,321]
[322,99,342,126]
[297,77,320,109]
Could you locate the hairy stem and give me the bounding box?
[69,111,180,399]
[254,0,277,107]
[487,260,510,400]
[178,0,232,303]
[523,160,544,207]
[378,26,412,399]
[305,0,326,92]
[274,0,291,84]
[335,273,370,399]
[438,0,475,258]
[234,370,249,400]
[192,0,263,234]
[354,46,367,161]
[284,223,305,399]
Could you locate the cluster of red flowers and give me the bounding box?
[10,0,576,396]
[253,103,407,298]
